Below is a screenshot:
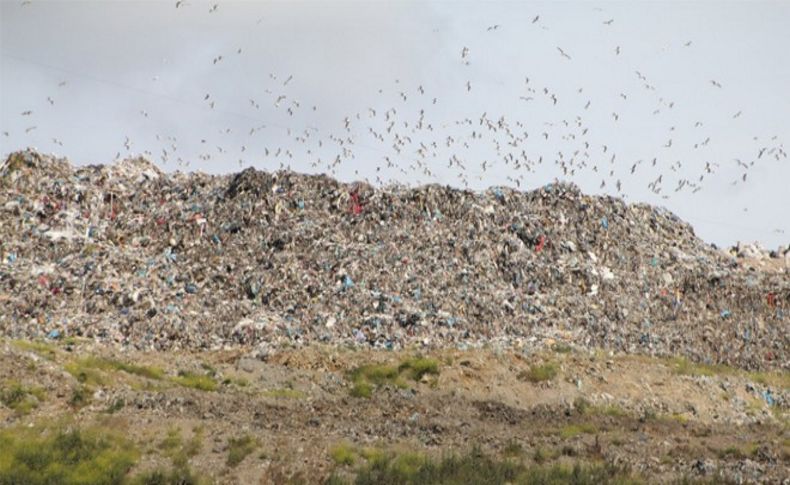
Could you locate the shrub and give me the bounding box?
[348,357,440,398]
[520,363,558,383]
[0,380,45,415]
[398,358,440,381]
[172,371,217,392]
[330,443,357,466]
[226,435,257,467]
[0,426,137,484]
[327,447,639,484]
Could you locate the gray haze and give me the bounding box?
[1,0,789,248]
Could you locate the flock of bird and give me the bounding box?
[4,1,788,224]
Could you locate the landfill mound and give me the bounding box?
[1,150,787,370]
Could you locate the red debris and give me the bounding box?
[535,234,546,252]
[350,191,363,215]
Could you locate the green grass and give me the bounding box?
[159,427,203,468]
[328,447,640,484]
[349,364,404,398]
[748,370,790,390]
[520,363,559,383]
[398,357,440,381]
[226,435,257,467]
[12,339,58,359]
[551,342,573,354]
[65,360,106,386]
[0,380,46,415]
[105,399,125,414]
[69,385,92,409]
[129,466,203,485]
[65,357,165,386]
[560,423,598,439]
[670,357,724,378]
[330,443,358,466]
[598,405,628,418]
[172,371,218,392]
[574,398,627,418]
[532,447,556,465]
[348,357,440,398]
[0,425,137,485]
[714,446,751,460]
[503,439,523,458]
[669,357,789,390]
[223,377,250,388]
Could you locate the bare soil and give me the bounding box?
[1,339,787,483]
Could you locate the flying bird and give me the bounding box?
[557,47,571,60]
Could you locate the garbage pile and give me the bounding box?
[1,150,787,370]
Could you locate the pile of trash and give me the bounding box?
[1,150,787,370]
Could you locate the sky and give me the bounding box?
[1,0,789,249]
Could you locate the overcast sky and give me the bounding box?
[1,0,788,248]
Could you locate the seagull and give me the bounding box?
[461,47,470,61]
[209,3,218,13]
[532,15,540,23]
[710,80,722,88]
[557,47,571,60]
[486,25,501,31]
[603,18,614,25]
